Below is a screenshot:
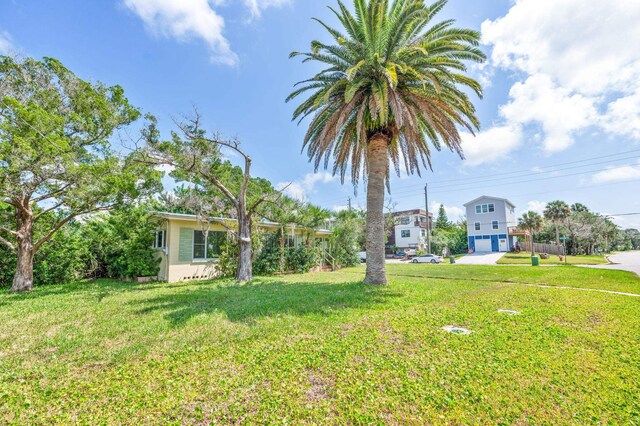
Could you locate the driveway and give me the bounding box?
[456,252,505,265]
[582,251,640,276]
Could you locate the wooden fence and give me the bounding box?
[520,241,565,256]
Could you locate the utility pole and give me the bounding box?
[424,184,431,254]
[347,197,352,211]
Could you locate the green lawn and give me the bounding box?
[1,265,639,424]
[497,251,609,265]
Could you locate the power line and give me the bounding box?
[313,151,640,206]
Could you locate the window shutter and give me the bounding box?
[178,228,193,262]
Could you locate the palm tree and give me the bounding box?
[518,211,544,256]
[288,0,485,285]
[543,200,571,245]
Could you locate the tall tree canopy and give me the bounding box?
[518,211,544,256]
[140,113,282,282]
[0,56,160,291]
[543,200,571,245]
[288,0,485,284]
[435,204,451,229]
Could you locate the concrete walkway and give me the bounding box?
[456,252,506,265]
[581,251,640,276]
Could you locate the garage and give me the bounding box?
[474,238,492,252]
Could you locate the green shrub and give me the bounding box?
[0,221,90,287]
[82,206,160,279]
[253,231,283,276]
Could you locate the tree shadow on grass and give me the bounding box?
[0,279,196,307]
[132,278,402,327]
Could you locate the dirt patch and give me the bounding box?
[306,370,334,402]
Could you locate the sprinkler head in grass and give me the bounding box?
[498,309,521,315]
[442,325,473,335]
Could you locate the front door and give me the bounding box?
[491,235,499,252]
[499,238,508,252]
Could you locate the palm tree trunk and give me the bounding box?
[530,232,535,257]
[555,223,560,245]
[363,135,388,285]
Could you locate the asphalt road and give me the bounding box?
[583,251,640,276]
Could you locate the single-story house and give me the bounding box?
[151,212,331,283]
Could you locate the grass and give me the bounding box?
[497,251,609,265]
[1,265,639,424]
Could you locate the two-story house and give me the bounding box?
[387,209,433,252]
[464,196,518,253]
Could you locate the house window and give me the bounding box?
[476,203,496,214]
[421,229,426,237]
[492,220,499,230]
[475,222,481,231]
[399,217,411,225]
[193,230,225,260]
[154,230,166,249]
[401,230,411,238]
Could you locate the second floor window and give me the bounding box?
[492,221,499,230]
[399,217,411,225]
[401,230,411,238]
[475,222,481,231]
[475,203,496,214]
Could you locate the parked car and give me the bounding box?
[412,254,443,264]
[358,251,366,263]
[393,251,408,259]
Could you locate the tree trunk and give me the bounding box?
[530,232,535,257]
[555,223,560,245]
[279,227,285,273]
[363,135,388,286]
[11,212,34,292]
[236,206,253,282]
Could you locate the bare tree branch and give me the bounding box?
[0,225,19,237]
[0,235,16,252]
[32,183,73,204]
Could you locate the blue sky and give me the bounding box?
[1,0,639,228]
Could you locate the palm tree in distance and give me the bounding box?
[288,0,485,285]
[544,200,571,245]
[519,211,544,257]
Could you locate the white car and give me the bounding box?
[358,251,367,263]
[412,254,443,264]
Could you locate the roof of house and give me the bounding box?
[151,212,332,234]
[390,209,433,217]
[463,196,516,209]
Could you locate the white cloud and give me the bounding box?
[601,91,640,140]
[243,0,290,18]
[0,31,13,53]
[479,0,640,154]
[123,0,237,65]
[277,171,337,202]
[460,125,522,166]
[592,162,640,183]
[431,202,465,221]
[482,0,640,95]
[526,200,547,215]
[500,74,596,152]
